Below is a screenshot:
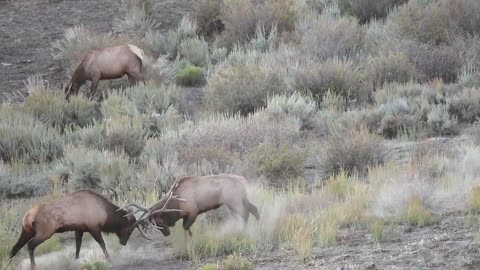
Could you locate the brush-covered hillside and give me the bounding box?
[2,0,480,269]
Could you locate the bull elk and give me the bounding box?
[7,190,151,270]
[129,174,260,238]
[64,44,145,100]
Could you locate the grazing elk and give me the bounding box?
[128,174,260,238]
[64,44,145,100]
[7,190,150,270]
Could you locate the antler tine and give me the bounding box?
[136,226,153,240]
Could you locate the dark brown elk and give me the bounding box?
[7,190,149,270]
[130,174,260,238]
[64,44,145,100]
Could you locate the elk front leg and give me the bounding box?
[89,230,110,261]
[75,231,84,259]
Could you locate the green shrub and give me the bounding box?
[264,93,318,130]
[178,37,209,67]
[427,104,458,136]
[386,0,458,45]
[218,252,255,270]
[246,143,306,188]
[338,0,407,23]
[0,107,63,164]
[204,58,286,115]
[218,0,257,48]
[176,65,204,86]
[296,13,363,60]
[113,1,159,35]
[366,51,417,89]
[317,127,385,178]
[446,87,480,123]
[293,58,367,105]
[50,25,115,72]
[103,115,146,158]
[23,77,98,131]
[194,0,223,36]
[60,145,135,192]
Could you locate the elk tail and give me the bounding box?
[127,44,145,64]
[243,198,260,221]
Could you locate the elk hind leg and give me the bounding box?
[27,232,53,269]
[9,229,34,261]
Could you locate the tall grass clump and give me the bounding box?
[317,127,386,178]
[177,37,209,67]
[400,194,435,226]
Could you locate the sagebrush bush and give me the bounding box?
[293,58,368,105]
[446,87,480,123]
[441,0,480,36]
[178,37,209,67]
[246,143,306,188]
[0,107,64,164]
[317,127,385,177]
[103,115,146,158]
[218,0,257,47]
[176,65,204,86]
[427,104,458,136]
[143,55,178,83]
[204,56,286,115]
[0,162,54,197]
[113,1,159,35]
[366,51,417,88]
[248,23,278,52]
[23,78,98,131]
[296,12,363,60]
[50,25,115,72]
[60,145,135,192]
[339,0,407,23]
[127,82,183,115]
[264,93,318,130]
[194,0,223,36]
[386,0,458,45]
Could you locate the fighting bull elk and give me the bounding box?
[64,44,145,100]
[7,190,151,270]
[127,174,260,238]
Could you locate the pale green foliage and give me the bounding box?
[317,127,385,177]
[296,12,363,60]
[23,76,98,131]
[293,58,367,104]
[50,25,114,71]
[175,65,204,86]
[143,55,178,83]
[264,93,317,130]
[0,106,64,164]
[218,252,255,270]
[178,37,209,67]
[113,1,159,35]
[60,144,135,192]
[427,104,458,136]
[248,23,277,52]
[338,0,407,23]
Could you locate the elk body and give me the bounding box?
[64,44,145,100]
[8,190,147,270]
[131,174,260,237]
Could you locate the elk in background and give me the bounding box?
[64,44,145,100]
